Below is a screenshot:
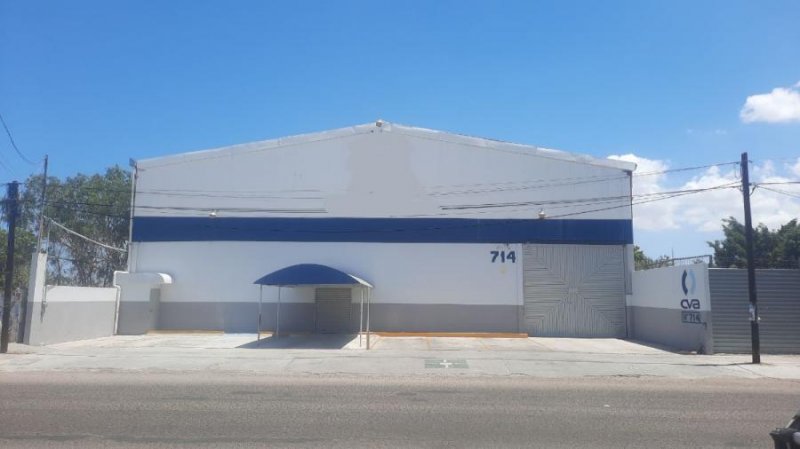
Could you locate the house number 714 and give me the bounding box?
[490,250,516,263]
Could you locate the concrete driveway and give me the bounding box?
[370,335,669,353]
[3,333,799,379]
[32,333,670,353]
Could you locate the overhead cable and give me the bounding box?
[757,185,800,199]
[546,183,740,219]
[46,216,127,253]
[426,161,739,195]
[440,183,740,211]
[0,112,38,165]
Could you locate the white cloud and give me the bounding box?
[740,82,800,123]
[789,158,800,177]
[609,154,800,233]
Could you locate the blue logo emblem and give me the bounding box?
[681,269,696,296]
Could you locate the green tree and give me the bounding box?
[0,227,37,293]
[633,245,651,270]
[771,219,800,267]
[17,166,131,287]
[633,245,672,270]
[708,217,800,268]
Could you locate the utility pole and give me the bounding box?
[1,181,20,353]
[126,159,137,272]
[18,155,48,343]
[740,152,760,364]
[36,155,48,251]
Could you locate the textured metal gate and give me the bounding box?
[522,244,626,337]
[709,269,800,354]
[315,288,352,333]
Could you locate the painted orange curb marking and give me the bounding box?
[374,332,528,339]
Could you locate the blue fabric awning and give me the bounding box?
[253,264,373,287]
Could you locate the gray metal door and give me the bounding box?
[522,244,626,337]
[710,269,800,354]
[315,288,352,333]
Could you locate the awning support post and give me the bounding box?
[366,288,371,350]
[257,285,263,343]
[276,286,282,338]
[359,287,364,347]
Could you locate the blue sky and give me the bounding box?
[1,1,799,257]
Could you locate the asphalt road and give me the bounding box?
[1,372,798,448]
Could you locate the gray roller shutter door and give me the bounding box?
[523,244,626,337]
[709,269,800,354]
[315,288,352,333]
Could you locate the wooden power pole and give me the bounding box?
[17,155,48,343]
[740,152,761,364]
[36,155,48,251]
[1,181,20,353]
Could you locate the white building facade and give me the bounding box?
[116,122,635,337]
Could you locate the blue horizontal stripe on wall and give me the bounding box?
[132,217,633,244]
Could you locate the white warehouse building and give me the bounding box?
[115,121,636,338]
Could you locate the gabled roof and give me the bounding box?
[136,121,636,172]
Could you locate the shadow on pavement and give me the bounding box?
[237,334,357,349]
[623,339,684,354]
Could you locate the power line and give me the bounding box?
[17,197,130,212]
[46,217,127,253]
[757,185,800,199]
[40,203,129,219]
[7,179,748,218]
[137,190,323,200]
[50,185,139,194]
[118,183,740,232]
[58,210,129,220]
[755,181,800,186]
[11,160,738,204]
[635,161,739,176]
[546,183,739,219]
[84,183,739,218]
[439,184,740,211]
[138,187,320,194]
[426,161,740,196]
[45,199,118,208]
[0,112,37,165]
[126,187,715,215]
[135,205,327,214]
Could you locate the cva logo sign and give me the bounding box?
[681,299,701,310]
[679,268,702,312]
[680,268,703,323]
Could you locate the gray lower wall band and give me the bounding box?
[369,304,521,333]
[157,302,316,333]
[27,301,116,345]
[122,302,523,334]
[117,302,152,335]
[627,306,711,353]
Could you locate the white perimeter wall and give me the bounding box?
[630,263,710,311]
[134,241,523,306]
[26,285,118,345]
[46,286,118,303]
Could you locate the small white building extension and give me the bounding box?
[115,121,635,337]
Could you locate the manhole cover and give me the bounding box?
[424,358,468,369]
